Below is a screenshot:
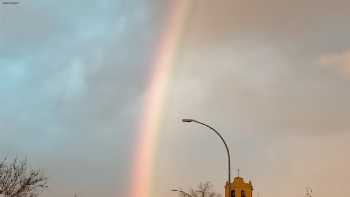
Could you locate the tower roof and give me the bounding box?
[226,176,253,191]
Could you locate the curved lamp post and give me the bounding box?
[182,118,231,184]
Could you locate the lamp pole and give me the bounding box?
[182,118,231,184]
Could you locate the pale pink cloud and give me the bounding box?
[319,50,350,76]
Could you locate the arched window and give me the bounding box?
[231,190,235,197]
[241,190,246,197]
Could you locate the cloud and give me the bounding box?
[319,50,350,76]
[2,1,350,197]
[0,0,167,196]
[183,0,350,47]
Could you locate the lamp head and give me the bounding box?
[182,118,194,123]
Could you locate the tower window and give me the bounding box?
[241,190,246,197]
[231,190,235,197]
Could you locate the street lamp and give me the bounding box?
[182,118,231,184]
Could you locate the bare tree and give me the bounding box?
[174,182,221,197]
[0,157,47,197]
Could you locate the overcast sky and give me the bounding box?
[1,1,350,197]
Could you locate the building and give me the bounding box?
[225,176,253,197]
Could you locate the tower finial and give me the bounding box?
[237,168,240,177]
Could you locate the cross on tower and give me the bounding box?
[306,187,312,197]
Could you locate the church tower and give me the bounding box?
[224,174,253,197]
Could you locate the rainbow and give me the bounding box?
[129,1,193,197]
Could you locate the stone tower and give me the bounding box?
[225,176,253,197]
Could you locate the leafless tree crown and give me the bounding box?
[0,157,47,197]
[177,182,221,197]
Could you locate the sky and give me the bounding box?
[1,0,350,197]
